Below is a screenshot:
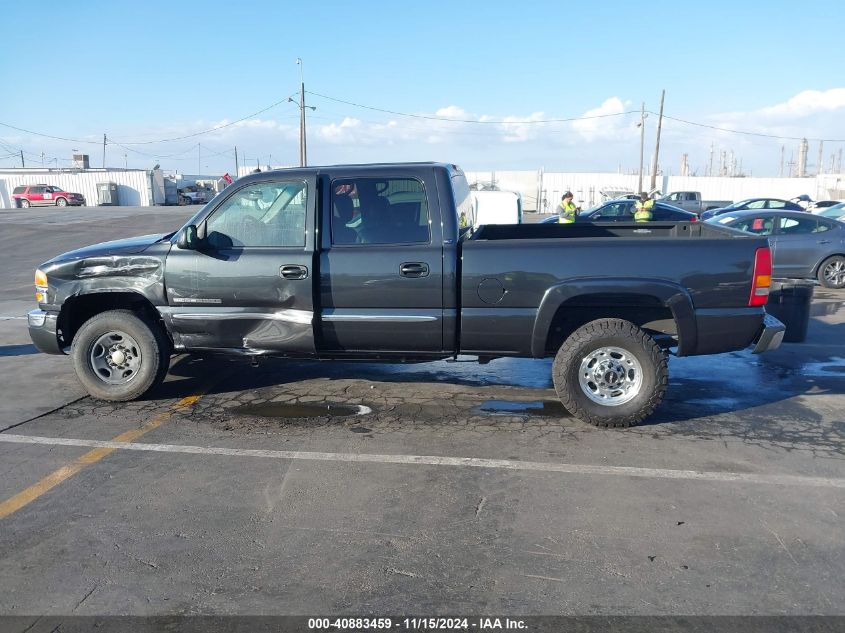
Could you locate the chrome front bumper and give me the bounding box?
[751,313,786,354]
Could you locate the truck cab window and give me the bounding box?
[203,180,307,248]
[331,177,430,245]
[451,174,475,232]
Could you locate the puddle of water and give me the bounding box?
[798,358,845,376]
[233,402,371,418]
[684,397,741,408]
[475,399,570,417]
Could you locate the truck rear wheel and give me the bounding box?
[70,309,170,401]
[552,318,667,427]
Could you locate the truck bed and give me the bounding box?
[460,221,768,357]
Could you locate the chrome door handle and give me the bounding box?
[818,240,832,244]
[400,262,429,278]
[280,264,308,280]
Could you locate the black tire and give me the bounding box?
[55,197,68,207]
[552,318,668,428]
[71,309,170,401]
[20,199,30,208]
[817,255,845,289]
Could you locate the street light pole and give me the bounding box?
[650,90,665,192]
[292,58,316,167]
[298,58,306,167]
[637,103,647,194]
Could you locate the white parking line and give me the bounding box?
[0,433,842,489]
[0,316,27,320]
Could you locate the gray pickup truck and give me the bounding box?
[661,191,733,215]
[28,163,784,427]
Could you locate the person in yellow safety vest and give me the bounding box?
[558,192,580,224]
[634,192,654,222]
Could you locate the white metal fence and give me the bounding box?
[467,170,845,213]
[0,169,166,209]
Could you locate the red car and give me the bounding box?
[12,184,86,208]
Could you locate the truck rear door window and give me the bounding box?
[331,177,430,245]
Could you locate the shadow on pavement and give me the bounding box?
[142,295,845,455]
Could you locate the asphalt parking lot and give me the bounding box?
[0,205,843,617]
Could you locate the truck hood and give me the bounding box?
[47,233,170,264]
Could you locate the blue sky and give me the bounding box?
[2,0,844,175]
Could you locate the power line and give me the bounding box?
[0,122,100,145]
[307,91,638,124]
[112,98,291,145]
[0,96,294,149]
[654,112,845,143]
[109,140,201,159]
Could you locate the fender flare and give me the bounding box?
[530,277,697,358]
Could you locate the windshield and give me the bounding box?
[820,204,845,217]
[579,203,604,216]
[727,199,753,209]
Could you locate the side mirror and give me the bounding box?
[177,225,199,250]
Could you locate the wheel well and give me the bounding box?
[57,292,169,349]
[544,294,676,355]
[814,253,845,274]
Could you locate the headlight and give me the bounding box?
[35,268,48,303]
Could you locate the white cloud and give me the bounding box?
[572,97,632,141]
[759,88,845,119]
[12,89,845,176]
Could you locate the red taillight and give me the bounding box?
[749,247,772,307]
[690,216,698,222]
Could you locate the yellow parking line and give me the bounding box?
[0,394,204,520]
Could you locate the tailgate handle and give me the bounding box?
[400,262,429,278]
[280,264,308,280]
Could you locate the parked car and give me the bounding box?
[700,198,805,221]
[28,162,784,428]
[818,203,845,222]
[541,199,698,223]
[178,186,212,205]
[810,200,843,213]
[659,191,732,215]
[12,184,85,208]
[709,209,845,288]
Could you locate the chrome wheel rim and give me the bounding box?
[578,346,643,406]
[824,260,845,286]
[89,331,142,385]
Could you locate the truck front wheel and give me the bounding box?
[70,309,170,401]
[552,318,667,427]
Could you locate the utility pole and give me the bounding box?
[102,133,107,168]
[124,153,128,169]
[817,140,824,175]
[298,58,306,166]
[708,143,714,177]
[198,144,201,174]
[290,58,316,167]
[234,146,239,178]
[637,102,646,194]
[650,90,665,191]
[797,138,808,177]
[19,150,24,168]
[779,145,785,177]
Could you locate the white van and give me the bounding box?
[470,190,523,226]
